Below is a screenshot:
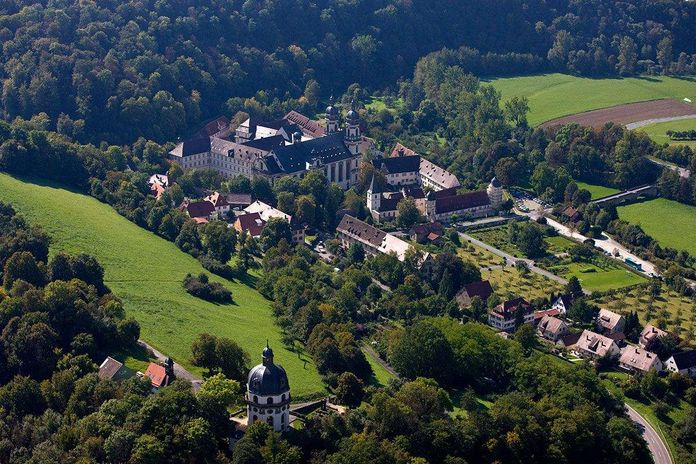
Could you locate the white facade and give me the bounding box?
[246,390,291,432]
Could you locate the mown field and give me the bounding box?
[0,173,325,398]
[488,73,696,126]
[547,260,645,292]
[639,118,696,148]
[574,181,620,199]
[618,198,696,256]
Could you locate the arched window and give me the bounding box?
[266,417,274,427]
[281,394,285,402]
[267,397,273,404]
[253,415,258,421]
[253,395,258,403]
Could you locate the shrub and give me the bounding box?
[183,273,232,303]
[199,255,237,281]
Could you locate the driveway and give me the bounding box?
[625,403,672,464]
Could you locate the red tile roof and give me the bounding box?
[186,200,215,218]
[234,212,266,237]
[145,363,169,388]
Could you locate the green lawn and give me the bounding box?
[618,198,696,256]
[574,181,620,199]
[488,73,696,126]
[483,266,564,301]
[365,96,403,114]
[639,118,696,148]
[547,260,645,292]
[545,235,577,254]
[0,173,325,398]
[362,347,396,387]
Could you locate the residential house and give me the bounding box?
[182,200,215,224]
[619,346,663,374]
[455,280,494,308]
[537,315,569,342]
[204,192,231,217]
[639,324,669,349]
[551,293,579,314]
[98,357,129,381]
[143,360,174,391]
[373,153,421,186]
[533,308,561,325]
[148,174,169,200]
[410,222,444,244]
[596,308,626,335]
[487,297,533,332]
[574,330,621,360]
[664,351,696,377]
[234,212,266,238]
[226,193,253,210]
[244,200,304,244]
[557,332,582,349]
[336,214,422,263]
[562,206,581,223]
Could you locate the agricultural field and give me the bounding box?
[618,198,696,256]
[0,173,326,398]
[539,99,696,129]
[488,73,696,126]
[639,118,696,148]
[574,181,620,199]
[591,286,696,343]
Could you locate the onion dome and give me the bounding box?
[326,95,338,116]
[247,344,289,396]
[490,176,502,188]
[346,99,359,123]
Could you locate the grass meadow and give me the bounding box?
[487,73,696,126]
[639,118,696,148]
[574,181,620,199]
[617,198,696,256]
[0,173,325,398]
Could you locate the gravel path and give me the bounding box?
[626,113,696,130]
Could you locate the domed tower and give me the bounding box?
[487,177,504,209]
[325,95,339,134]
[344,99,361,155]
[246,343,291,432]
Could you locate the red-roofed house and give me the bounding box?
[144,362,170,390]
[456,280,494,308]
[487,297,533,332]
[234,212,266,238]
[205,192,231,216]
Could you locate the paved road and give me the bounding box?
[458,231,570,286]
[626,403,672,464]
[362,343,400,379]
[543,217,659,277]
[625,113,696,130]
[648,157,691,179]
[138,340,203,390]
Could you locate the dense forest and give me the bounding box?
[1,0,696,143]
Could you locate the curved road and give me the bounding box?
[626,113,696,130]
[625,403,672,464]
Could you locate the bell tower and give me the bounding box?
[325,95,339,134]
[344,99,361,155]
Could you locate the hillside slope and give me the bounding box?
[0,173,324,398]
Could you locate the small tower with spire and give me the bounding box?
[246,342,291,432]
[325,96,339,134]
[344,99,361,155]
[366,174,382,213]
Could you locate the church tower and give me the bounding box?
[246,343,291,432]
[487,177,504,209]
[366,174,382,213]
[325,95,339,134]
[344,99,361,155]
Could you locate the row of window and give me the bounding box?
[251,394,287,404]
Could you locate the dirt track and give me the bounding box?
[541,99,696,128]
